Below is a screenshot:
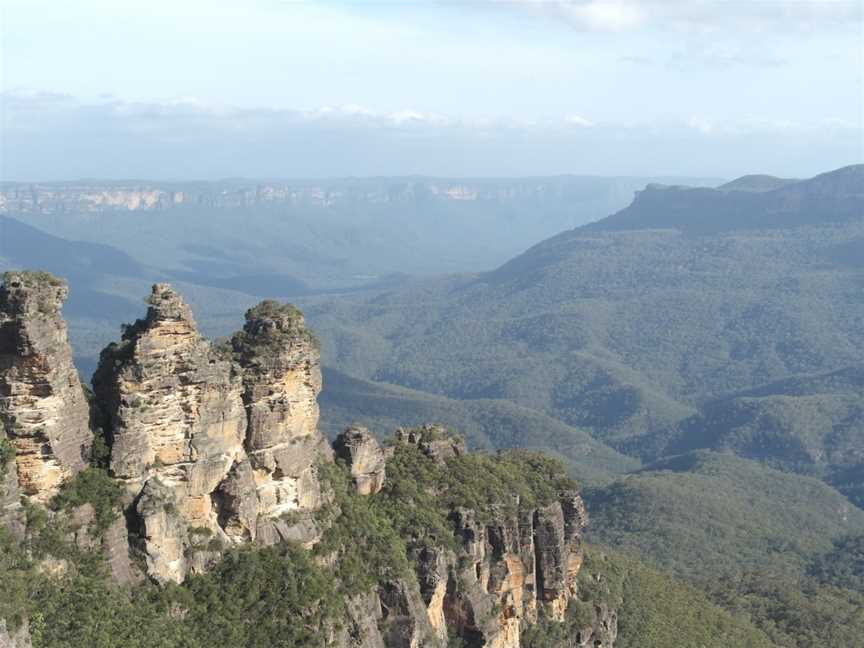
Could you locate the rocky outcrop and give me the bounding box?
[333,426,386,495]
[227,300,331,543]
[0,272,91,504]
[438,492,587,648]
[0,272,617,647]
[0,618,32,648]
[395,424,466,463]
[93,284,248,491]
[92,287,331,582]
[92,284,248,583]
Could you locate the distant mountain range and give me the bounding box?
[0,175,720,288]
[0,176,723,214]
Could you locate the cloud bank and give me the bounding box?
[504,0,863,32]
[1,92,860,180]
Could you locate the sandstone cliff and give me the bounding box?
[0,272,92,505]
[0,178,637,214]
[91,287,332,582]
[92,284,250,582]
[325,425,613,648]
[0,272,616,647]
[225,300,331,545]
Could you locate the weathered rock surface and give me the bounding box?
[228,300,331,542]
[92,284,248,583]
[333,426,386,495]
[0,618,32,648]
[439,491,587,648]
[92,287,332,581]
[395,424,466,463]
[93,284,247,490]
[0,272,91,504]
[366,431,596,648]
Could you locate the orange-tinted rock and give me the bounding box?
[0,271,91,504]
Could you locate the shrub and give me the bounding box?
[50,468,124,533]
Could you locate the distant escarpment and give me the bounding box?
[0,177,704,215]
[0,270,612,648]
[590,164,862,233]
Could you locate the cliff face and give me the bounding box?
[0,272,92,505]
[0,272,616,647]
[333,425,386,495]
[227,300,331,543]
[92,287,331,583]
[327,428,606,648]
[0,178,635,214]
[92,284,250,582]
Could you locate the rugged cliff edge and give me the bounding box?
[0,271,615,648]
[0,272,92,506]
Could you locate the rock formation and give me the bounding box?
[0,272,617,646]
[395,424,466,463]
[0,618,32,648]
[328,429,596,648]
[440,492,587,647]
[0,271,91,504]
[333,426,386,495]
[226,300,332,545]
[91,287,332,582]
[92,284,248,582]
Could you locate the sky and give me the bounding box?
[1,0,862,180]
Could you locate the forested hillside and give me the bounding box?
[306,165,864,483]
[305,165,864,646]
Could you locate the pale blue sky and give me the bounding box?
[1,0,862,179]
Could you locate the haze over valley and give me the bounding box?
[1,1,862,647]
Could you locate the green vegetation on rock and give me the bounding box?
[50,468,124,533]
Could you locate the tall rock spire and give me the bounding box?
[93,287,332,582]
[227,300,332,544]
[0,271,92,504]
[93,283,249,583]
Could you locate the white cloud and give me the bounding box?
[2,90,860,179]
[504,0,862,32]
[564,114,595,127]
[5,90,857,140]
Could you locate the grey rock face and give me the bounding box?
[229,301,331,523]
[333,426,386,495]
[395,424,466,463]
[0,271,92,504]
[0,618,32,648]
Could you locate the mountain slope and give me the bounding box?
[591,164,862,233]
[303,166,864,449]
[632,365,864,505]
[0,215,143,320]
[585,451,864,647]
[319,367,639,483]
